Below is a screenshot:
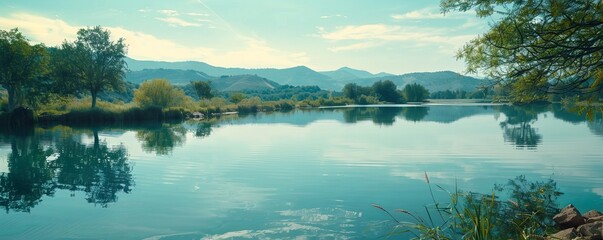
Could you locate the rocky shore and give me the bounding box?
[548,204,602,240]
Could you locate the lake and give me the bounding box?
[1,104,602,239]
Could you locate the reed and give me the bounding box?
[373,174,562,239]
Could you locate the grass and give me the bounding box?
[373,173,562,240]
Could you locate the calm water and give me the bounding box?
[0,104,602,239]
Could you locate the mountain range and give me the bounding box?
[125,58,488,92]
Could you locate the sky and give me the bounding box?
[0,0,490,75]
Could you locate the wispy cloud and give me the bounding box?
[320,14,347,19]
[319,24,475,53]
[156,17,202,27]
[329,42,381,52]
[0,12,308,69]
[157,9,179,16]
[187,12,209,17]
[391,7,472,20]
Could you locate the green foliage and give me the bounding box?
[0,28,50,110]
[134,79,189,109]
[191,80,213,100]
[56,26,127,108]
[441,0,603,103]
[374,174,562,239]
[343,83,373,102]
[403,83,429,102]
[229,92,245,104]
[372,80,404,103]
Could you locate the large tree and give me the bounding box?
[403,83,429,102]
[59,26,127,108]
[191,81,213,100]
[372,80,404,103]
[0,28,49,110]
[441,0,603,103]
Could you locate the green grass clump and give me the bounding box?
[374,174,562,240]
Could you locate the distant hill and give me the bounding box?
[356,71,488,92]
[125,58,335,90]
[126,68,212,85]
[212,75,279,92]
[126,68,280,92]
[321,67,387,82]
[125,58,487,92]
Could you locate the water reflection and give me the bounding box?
[341,107,429,125]
[136,124,187,155]
[0,128,133,212]
[498,105,546,149]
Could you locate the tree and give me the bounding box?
[59,26,127,108]
[0,28,50,110]
[403,83,429,102]
[134,79,188,108]
[342,83,373,102]
[230,92,245,104]
[372,80,404,103]
[191,81,213,100]
[441,0,603,103]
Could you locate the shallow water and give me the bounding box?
[0,104,601,239]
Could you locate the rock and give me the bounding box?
[587,216,603,224]
[584,210,603,220]
[547,228,577,240]
[576,221,603,238]
[554,204,586,229]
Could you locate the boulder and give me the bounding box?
[547,228,576,240]
[587,216,603,224]
[554,204,585,229]
[576,222,602,239]
[584,210,603,220]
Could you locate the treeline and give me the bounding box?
[341,81,429,104]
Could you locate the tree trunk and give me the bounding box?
[7,86,16,111]
[91,91,97,108]
[93,129,100,150]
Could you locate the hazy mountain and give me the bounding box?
[356,71,488,92]
[321,67,381,81]
[125,58,487,92]
[126,68,212,85]
[126,68,281,92]
[125,58,335,90]
[211,75,279,92]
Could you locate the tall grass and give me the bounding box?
[373,173,562,240]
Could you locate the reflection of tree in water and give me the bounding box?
[195,122,213,138]
[402,107,429,122]
[52,134,133,207]
[498,105,546,149]
[0,129,133,212]
[0,137,54,212]
[136,124,187,155]
[588,118,603,137]
[342,107,404,126]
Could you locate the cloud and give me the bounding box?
[320,14,347,19]
[329,42,381,52]
[391,7,472,20]
[0,13,79,46]
[157,9,179,16]
[156,17,202,27]
[0,12,308,69]
[187,12,209,17]
[319,24,475,52]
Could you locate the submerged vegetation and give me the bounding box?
[374,174,563,239]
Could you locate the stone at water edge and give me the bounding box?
[553,204,585,229]
[587,216,603,224]
[576,222,603,238]
[584,210,603,220]
[546,228,577,240]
